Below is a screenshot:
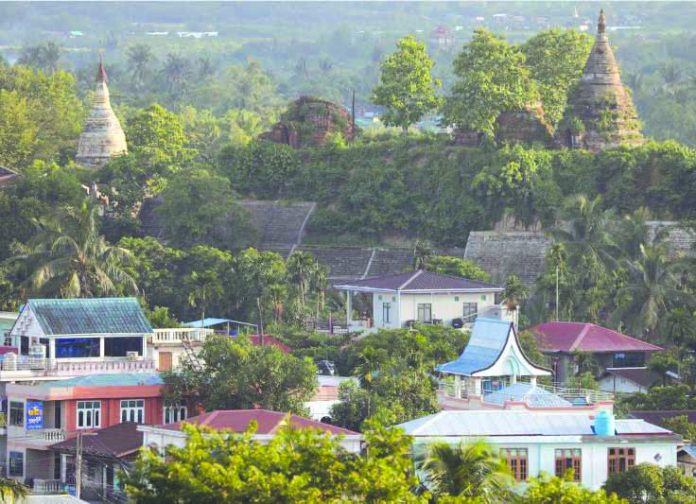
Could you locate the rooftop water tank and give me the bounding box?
[594,410,615,436]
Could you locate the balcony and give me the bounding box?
[0,355,156,379]
[33,479,64,494]
[19,428,67,449]
[150,328,214,345]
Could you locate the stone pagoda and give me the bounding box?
[558,10,643,152]
[76,59,127,169]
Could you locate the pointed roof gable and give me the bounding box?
[530,322,662,354]
[24,297,152,336]
[334,270,502,293]
[436,318,550,377]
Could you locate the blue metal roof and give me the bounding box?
[183,318,232,328]
[34,373,163,391]
[436,318,511,376]
[484,383,572,408]
[681,444,696,459]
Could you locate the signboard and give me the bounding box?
[26,401,43,430]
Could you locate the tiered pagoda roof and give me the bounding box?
[559,10,643,151]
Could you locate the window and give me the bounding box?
[8,451,23,477]
[121,399,145,424]
[555,449,582,481]
[55,338,100,358]
[462,302,478,321]
[164,402,188,424]
[482,377,507,394]
[104,337,143,357]
[612,352,645,368]
[417,303,432,323]
[9,401,23,427]
[608,447,635,475]
[382,303,391,324]
[501,448,528,481]
[77,401,101,429]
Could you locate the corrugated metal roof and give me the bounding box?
[531,322,662,353]
[484,383,572,408]
[334,270,502,292]
[436,318,510,376]
[680,444,696,459]
[398,410,673,437]
[33,373,163,391]
[28,298,152,335]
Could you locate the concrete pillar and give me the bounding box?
[473,377,482,396]
[454,375,461,398]
[511,374,517,384]
[531,376,537,386]
[60,454,67,482]
[346,291,352,326]
[99,337,105,358]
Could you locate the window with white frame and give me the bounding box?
[417,303,432,323]
[76,401,101,429]
[382,302,391,325]
[462,302,478,321]
[121,399,145,424]
[163,401,188,424]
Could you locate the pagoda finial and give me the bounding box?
[598,9,606,34]
[96,53,108,84]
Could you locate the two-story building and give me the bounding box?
[5,373,177,488]
[529,321,663,384]
[334,270,505,333]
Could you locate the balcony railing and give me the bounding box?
[150,328,214,345]
[0,355,156,376]
[33,479,64,494]
[27,428,66,443]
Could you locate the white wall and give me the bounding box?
[371,292,497,329]
[413,436,678,490]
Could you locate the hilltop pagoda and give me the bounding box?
[76,59,127,169]
[558,10,643,151]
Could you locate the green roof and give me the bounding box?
[34,373,163,391]
[28,298,153,335]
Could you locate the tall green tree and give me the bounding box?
[7,200,137,298]
[126,420,426,504]
[127,44,156,90]
[522,29,593,127]
[443,29,536,137]
[604,464,696,504]
[165,334,317,414]
[372,35,442,131]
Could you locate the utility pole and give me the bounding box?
[75,432,82,500]
[256,297,264,346]
[555,265,560,321]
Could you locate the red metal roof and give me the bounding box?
[530,322,662,353]
[243,335,290,353]
[163,409,358,435]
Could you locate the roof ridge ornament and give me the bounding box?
[598,9,606,34]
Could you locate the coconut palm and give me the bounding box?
[7,200,137,298]
[416,439,514,502]
[611,243,689,340]
[127,43,155,89]
[160,53,191,96]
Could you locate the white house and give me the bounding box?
[598,367,662,394]
[334,270,504,332]
[398,409,681,490]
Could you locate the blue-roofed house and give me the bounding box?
[5,373,184,490]
[333,270,506,333]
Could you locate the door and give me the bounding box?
[159,352,173,371]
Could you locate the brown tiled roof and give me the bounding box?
[603,367,662,388]
[163,409,358,435]
[334,270,502,292]
[50,422,142,458]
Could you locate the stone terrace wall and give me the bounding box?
[239,200,316,248]
[463,231,552,286]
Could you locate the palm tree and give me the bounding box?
[611,243,687,340]
[553,194,617,265]
[413,239,432,270]
[0,477,27,502]
[416,439,514,502]
[7,200,137,298]
[127,44,155,89]
[160,53,191,96]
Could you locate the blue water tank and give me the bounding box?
[594,410,615,436]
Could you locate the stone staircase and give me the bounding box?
[463,231,552,286]
[295,245,374,280]
[239,200,316,248]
